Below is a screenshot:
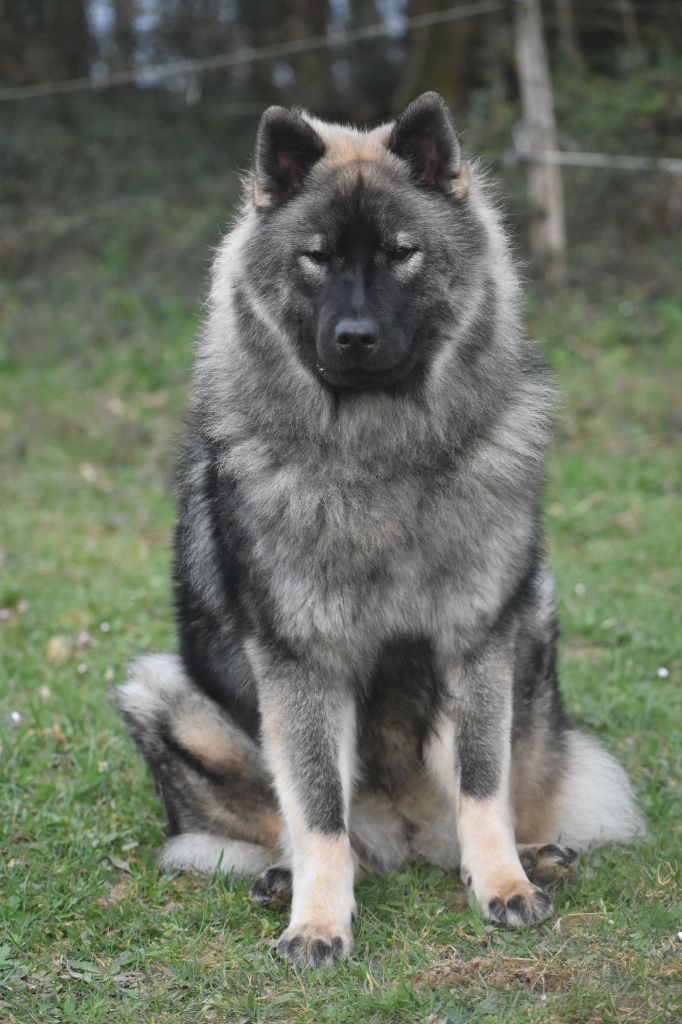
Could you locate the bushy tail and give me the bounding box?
[549,729,646,851]
[114,654,280,876]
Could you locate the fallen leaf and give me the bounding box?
[46,637,70,665]
[553,912,602,936]
[106,855,132,874]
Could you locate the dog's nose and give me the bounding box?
[334,318,379,350]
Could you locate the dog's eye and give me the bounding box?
[302,251,331,266]
[389,246,418,261]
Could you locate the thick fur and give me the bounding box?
[116,93,644,969]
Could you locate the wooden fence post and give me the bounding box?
[514,0,567,287]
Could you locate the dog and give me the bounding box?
[116,92,644,969]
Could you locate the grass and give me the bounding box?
[1,237,681,1021]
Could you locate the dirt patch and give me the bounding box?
[98,878,133,908]
[563,638,608,660]
[419,951,575,995]
[442,890,470,911]
[552,912,604,937]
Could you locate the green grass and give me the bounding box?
[1,276,680,1023]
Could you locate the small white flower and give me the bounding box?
[657,667,670,679]
[100,622,111,633]
[78,662,88,674]
[574,583,586,596]
[10,710,22,724]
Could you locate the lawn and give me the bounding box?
[1,253,680,1021]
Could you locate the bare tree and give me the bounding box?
[618,0,644,61]
[0,0,93,84]
[391,0,480,117]
[514,0,567,286]
[285,0,335,113]
[390,0,432,114]
[555,0,581,66]
[111,0,137,71]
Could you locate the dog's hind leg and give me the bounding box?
[510,570,644,857]
[115,654,283,877]
[251,866,293,907]
[516,843,579,886]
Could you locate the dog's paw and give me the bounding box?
[251,867,292,908]
[518,844,579,887]
[275,922,353,969]
[484,881,554,929]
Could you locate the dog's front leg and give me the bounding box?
[448,641,555,929]
[255,650,356,968]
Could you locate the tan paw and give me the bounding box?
[483,880,554,929]
[275,922,353,968]
[518,844,579,886]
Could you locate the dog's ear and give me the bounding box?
[253,107,325,208]
[389,92,466,195]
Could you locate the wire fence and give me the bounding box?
[2,0,681,102]
[0,1,507,102]
[509,149,682,174]
[2,1,680,182]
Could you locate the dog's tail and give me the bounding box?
[114,654,281,876]
[548,729,646,851]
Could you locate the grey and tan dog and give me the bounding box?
[116,92,644,969]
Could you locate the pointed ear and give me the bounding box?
[389,92,466,195]
[253,106,325,208]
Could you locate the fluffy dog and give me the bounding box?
[117,92,644,968]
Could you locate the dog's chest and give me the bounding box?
[244,458,434,575]
[236,449,521,647]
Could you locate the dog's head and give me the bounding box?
[243,92,484,390]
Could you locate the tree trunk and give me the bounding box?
[401,1,479,117]
[0,0,93,84]
[390,0,432,115]
[618,0,644,61]
[514,0,567,287]
[285,0,335,115]
[554,0,581,66]
[54,0,93,80]
[111,0,137,72]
